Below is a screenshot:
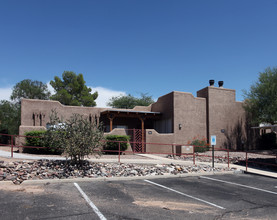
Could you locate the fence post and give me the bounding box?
[246,152,248,172]
[193,145,195,165]
[133,129,136,154]
[118,142,121,163]
[11,135,14,158]
[212,144,215,168]
[172,144,174,158]
[227,149,229,168]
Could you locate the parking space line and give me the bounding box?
[144,180,225,209]
[74,183,107,220]
[200,176,277,195]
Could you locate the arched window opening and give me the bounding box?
[39,114,42,126]
[33,113,35,126]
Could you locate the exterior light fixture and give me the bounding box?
[179,124,182,130]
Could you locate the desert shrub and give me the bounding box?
[258,132,277,150]
[190,138,209,153]
[104,135,130,153]
[44,110,104,164]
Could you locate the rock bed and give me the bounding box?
[0,160,236,185]
[167,155,244,164]
[167,151,277,164]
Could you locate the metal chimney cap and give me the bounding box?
[218,81,224,87]
[209,80,215,86]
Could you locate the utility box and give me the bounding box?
[175,145,193,156]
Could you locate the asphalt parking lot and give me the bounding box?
[0,173,276,220]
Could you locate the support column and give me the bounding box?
[108,114,115,132]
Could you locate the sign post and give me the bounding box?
[211,135,216,168]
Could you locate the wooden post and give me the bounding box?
[108,114,114,132]
[109,118,113,132]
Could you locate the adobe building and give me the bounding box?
[19,80,247,153]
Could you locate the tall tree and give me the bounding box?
[0,100,20,135]
[107,93,154,109]
[1,79,49,136]
[50,71,98,107]
[243,67,277,125]
[10,79,50,103]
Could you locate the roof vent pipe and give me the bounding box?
[209,80,215,86]
[218,81,224,88]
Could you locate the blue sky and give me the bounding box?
[0,0,276,107]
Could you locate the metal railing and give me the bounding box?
[0,133,276,172]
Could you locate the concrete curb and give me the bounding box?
[0,170,240,186]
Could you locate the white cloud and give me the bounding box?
[0,87,12,101]
[90,87,126,107]
[46,82,55,95]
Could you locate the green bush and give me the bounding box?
[104,135,130,153]
[25,130,45,147]
[24,130,62,154]
[258,132,277,150]
[191,139,209,153]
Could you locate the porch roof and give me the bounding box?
[101,109,161,117]
[251,125,277,129]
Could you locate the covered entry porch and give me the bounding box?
[100,109,161,152]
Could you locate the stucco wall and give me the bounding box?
[151,92,174,133]
[198,86,246,148]
[173,92,207,145]
[20,99,106,135]
[145,129,175,153]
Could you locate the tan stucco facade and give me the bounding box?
[19,83,246,153]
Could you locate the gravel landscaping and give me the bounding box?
[1,149,276,185]
[0,159,236,185]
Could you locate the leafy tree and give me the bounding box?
[107,93,154,109]
[44,110,104,164]
[0,100,20,135]
[50,71,98,107]
[1,79,49,136]
[10,79,50,103]
[243,67,277,125]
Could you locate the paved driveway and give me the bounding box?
[0,173,276,220]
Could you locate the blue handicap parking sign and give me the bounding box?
[211,135,216,145]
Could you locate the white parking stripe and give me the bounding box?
[144,180,225,209]
[74,183,107,220]
[200,176,277,195]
